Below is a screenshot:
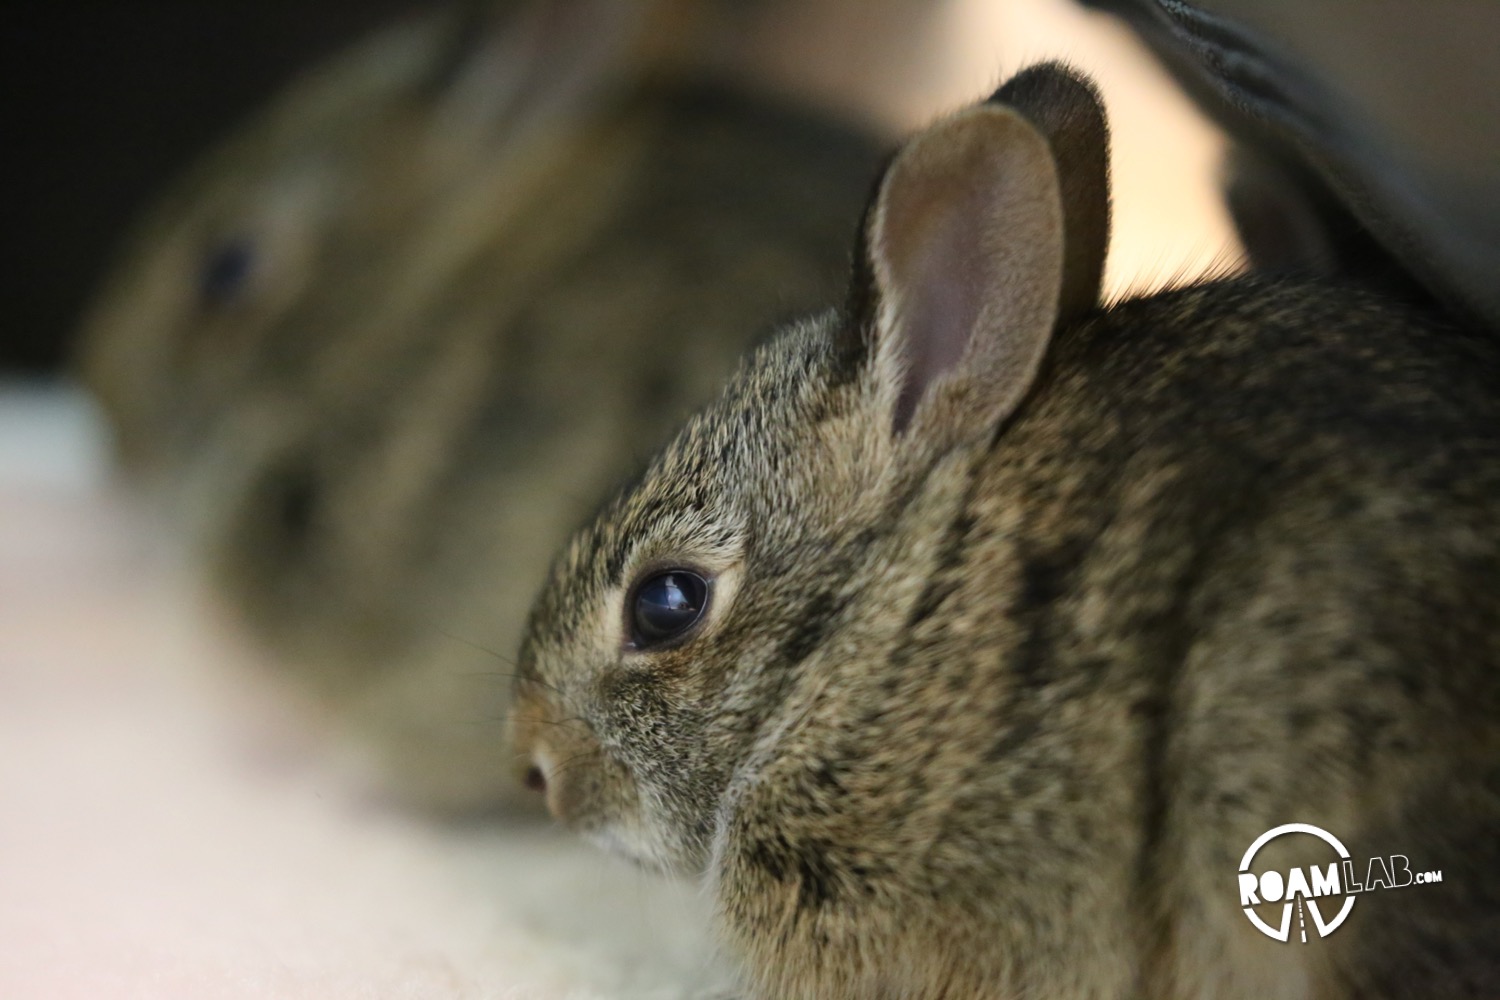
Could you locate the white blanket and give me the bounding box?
[0,384,731,999]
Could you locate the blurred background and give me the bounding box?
[4,1,419,373]
[4,0,1498,374]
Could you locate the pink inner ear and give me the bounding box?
[871,103,1066,445]
[891,182,989,433]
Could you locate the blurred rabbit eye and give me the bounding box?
[198,236,257,305]
[631,570,709,647]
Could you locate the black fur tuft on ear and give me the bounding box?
[990,63,1111,327]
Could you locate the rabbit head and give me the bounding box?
[512,64,1110,872]
[78,0,645,478]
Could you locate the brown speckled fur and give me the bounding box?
[515,64,1500,998]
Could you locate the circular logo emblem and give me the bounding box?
[1239,823,1356,942]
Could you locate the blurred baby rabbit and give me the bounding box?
[77,0,883,811]
[514,63,1500,998]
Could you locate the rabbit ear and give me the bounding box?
[850,64,1109,442]
[990,65,1112,328]
[424,0,644,147]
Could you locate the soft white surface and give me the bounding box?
[0,383,731,1000]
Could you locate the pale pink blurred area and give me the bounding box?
[0,2,1235,997]
[0,387,734,998]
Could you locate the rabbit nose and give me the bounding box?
[524,763,547,794]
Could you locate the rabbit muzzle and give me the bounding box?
[511,687,662,866]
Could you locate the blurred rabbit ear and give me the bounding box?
[850,64,1109,447]
[1219,145,1421,291]
[423,0,646,146]
[1221,146,1341,274]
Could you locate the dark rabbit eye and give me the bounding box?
[631,570,709,647]
[198,236,257,305]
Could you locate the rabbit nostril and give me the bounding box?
[524,765,547,793]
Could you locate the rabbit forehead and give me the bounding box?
[533,315,849,621]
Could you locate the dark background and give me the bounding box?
[7,1,1497,375]
[3,0,422,374]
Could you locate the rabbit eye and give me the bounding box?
[198,236,257,305]
[630,570,709,647]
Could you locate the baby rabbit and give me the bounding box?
[514,63,1500,998]
[78,0,883,811]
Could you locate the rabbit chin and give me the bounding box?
[583,815,679,873]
